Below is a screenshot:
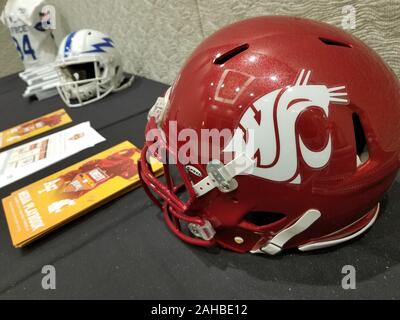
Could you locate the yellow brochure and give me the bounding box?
[0,109,72,149]
[2,141,163,247]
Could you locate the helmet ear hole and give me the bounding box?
[242,211,286,228]
[352,113,369,166]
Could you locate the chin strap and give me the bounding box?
[113,74,135,92]
[187,153,254,241]
[251,209,321,255]
[192,153,255,197]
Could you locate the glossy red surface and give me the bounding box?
[139,16,400,253]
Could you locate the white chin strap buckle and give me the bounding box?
[148,87,171,125]
[206,160,238,193]
[193,153,254,197]
[188,220,216,241]
[251,209,321,255]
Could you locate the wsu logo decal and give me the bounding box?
[225,70,348,184]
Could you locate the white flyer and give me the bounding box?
[0,122,105,188]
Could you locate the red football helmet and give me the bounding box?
[139,16,400,255]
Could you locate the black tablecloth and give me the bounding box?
[0,74,399,299]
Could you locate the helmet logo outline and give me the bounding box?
[224,70,349,184]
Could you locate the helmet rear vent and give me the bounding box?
[319,37,352,48]
[213,44,249,65]
[243,211,286,227]
[352,113,369,166]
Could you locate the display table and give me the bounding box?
[0,73,399,299]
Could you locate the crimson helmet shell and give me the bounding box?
[139,16,400,255]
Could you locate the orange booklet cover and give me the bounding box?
[2,141,163,247]
[0,109,72,149]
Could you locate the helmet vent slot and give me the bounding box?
[243,211,286,227]
[213,44,249,65]
[319,37,352,48]
[352,113,369,166]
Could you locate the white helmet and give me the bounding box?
[56,29,133,107]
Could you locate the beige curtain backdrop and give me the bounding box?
[0,0,24,77]
[0,0,399,84]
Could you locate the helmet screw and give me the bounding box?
[234,236,244,244]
